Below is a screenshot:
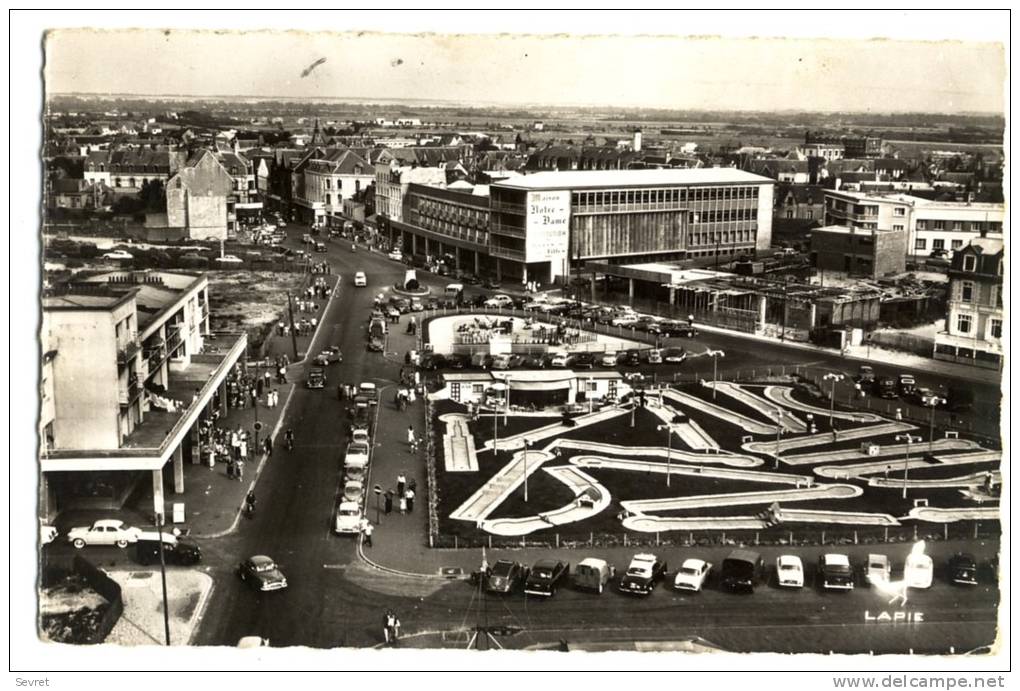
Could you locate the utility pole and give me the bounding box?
[286,292,299,360]
[895,434,923,499]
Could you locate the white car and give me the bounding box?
[67,519,142,549]
[484,294,514,309]
[610,314,641,327]
[388,249,403,261]
[40,524,58,545]
[601,352,619,367]
[647,349,663,365]
[215,254,244,265]
[343,480,365,504]
[550,351,570,368]
[904,553,934,589]
[865,553,891,586]
[102,250,134,260]
[334,502,363,534]
[344,441,370,469]
[673,558,712,592]
[351,428,370,446]
[490,354,512,370]
[354,271,367,287]
[775,555,804,588]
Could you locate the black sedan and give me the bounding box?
[524,559,569,597]
[618,553,668,596]
[238,555,288,592]
[484,560,528,594]
[948,553,979,586]
[570,352,596,370]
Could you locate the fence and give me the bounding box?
[868,331,936,357]
[431,521,1000,551]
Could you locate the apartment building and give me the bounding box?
[39,270,246,518]
[823,190,1004,259]
[292,148,375,227]
[934,238,1004,370]
[810,225,907,279]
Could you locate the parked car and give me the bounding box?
[904,551,934,589]
[314,242,327,253]
[470,352,492,369]
[947,553,979,586]
[646,349,663,365]
[673,558,712,592]
[573,558,615,594]
[342,480,365,505]
[865,553,891,586]
[484,294,514,308]
[623,349,642,366]
[67,519,142,549]
[524,559,570,597]
[445,353,469,370]
[334,502,363,535]
[898,374,917,397]
[775,555,804,588]
[418,353,447,371]
[409,298,424,312]
[354,271,367,287]
[306,367,326,389]
[344,464,367,484]
[484,559,528,594]
[876,377,898,399]
[600,352,619,367]
[818,554,855,591]
[388,249,403,261]
[550,351,570,368]
[507,354,526,368]
[618,553,668,596]
[482,278,501,290]
[856,365,876,385]
[102,249,134,260]
[571,352,596,370]
[610,313,641,327]
[357,382,379,406]
[662,347,688,364]
[344,441,370,469]
[302,233,313,244]
[40,524,58,545]
[134,532,202,566]
[720,549,766,593]
[490,354,513,370]
[237,555,288,592]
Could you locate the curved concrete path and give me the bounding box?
[478,466,611,536]
[646,400,719,451]
[815,450,1001,479]
[480,406,628,452]
[904,506,1000,523]
[438,413,478,472]
[555,440,764,468]
[868,470,1001,489]
[774,508,901,526]
[450,447,556,523]
[708,381,807,433]
[763,385,884,423]
[782,437,980,467]
[620,483,861,514]
[742,421,917,456]
[662,389,779,435]
[568,455,810,484]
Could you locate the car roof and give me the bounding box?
[631,553,658,564]
[337,502,361,511]
[94,519,126,528]
[681,558,707,568]
[777,555,801,566]
[532,559,562,568]
[578,558,607,568]
[250,555,274,565]
[823,553,850,565]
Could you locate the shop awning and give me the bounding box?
[508,379,571,392]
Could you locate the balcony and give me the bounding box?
[490,201,526,215]
[490,245,526,261]
[116,339,141,365]
[490,222,527,238]
[118,380,141,407]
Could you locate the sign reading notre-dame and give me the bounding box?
[525,190,571,263]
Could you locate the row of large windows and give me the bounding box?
[690,229,755,246]
[571,185,761,209]
[695,207,757,223]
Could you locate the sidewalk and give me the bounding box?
[124,274,340,538]
[105,569,214,646]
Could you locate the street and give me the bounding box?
[190,227,1000,652]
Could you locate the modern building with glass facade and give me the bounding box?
[488,168,775,285]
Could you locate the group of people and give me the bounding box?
[273,354,290,384]
[198,421,273,481]
[308,262,332,275]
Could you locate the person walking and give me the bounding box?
[263,435,273,458]
[407,426,416,446]
[396,473,406,497]
[227,458,236,480]
[362,519,373,548]
[236,459,245,482]
[384,490,394,514]
[405,487,415,513]
[399,493,408,514]
[239,438,248,463]
[207,443,216,470]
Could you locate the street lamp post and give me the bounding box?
[656,423,677,487]
[924,395,947,454]
[706,349,725,400]
[822,373,845,427]
[895,433,923,499]
[523,438,531,503]
[773,408,784,469]
[491,382,507,457]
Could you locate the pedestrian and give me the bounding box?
[384,490,394,514]
[362,519,373,547]
[405,487,415,513]
[239,438,248,463]
[264,435,273,457]
[397,473,406,496]
[207,443,216,470]
[407,426,416,446]
[236,459,245,481]
[227,458,236,479]
[399,493,408,514]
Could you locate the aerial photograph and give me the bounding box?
[12,9,1009,682]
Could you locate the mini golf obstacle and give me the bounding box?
[707,382,807,433]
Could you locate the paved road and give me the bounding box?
[190,225,999,651]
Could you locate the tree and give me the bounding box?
[140,179,166,212]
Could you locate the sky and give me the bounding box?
[44,21,1006,114]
